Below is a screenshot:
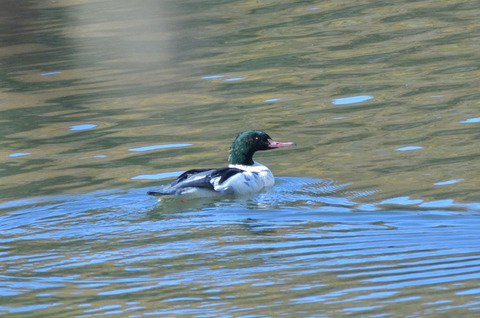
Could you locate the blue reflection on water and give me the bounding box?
[79,155,107,159]
[2,175,480,317]
[202,75,224,79]
[224,77,244,82]
[332,95,373,105]
[0,303,63,314]
[9,153,31,157]
[380,196,423,206]
[460,117,480,124]
[128,144,192,152]
[420,199,456,208]
[264,98,281,102]
[434,179,463,186]
[41,72,61,76]
[131,171,183,180]
[456,287,480,296]
[396,146,423,151]
[202,75,244,82]
[69,124,97,131]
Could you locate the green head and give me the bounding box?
[228,130,296,165]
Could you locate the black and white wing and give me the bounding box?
[147,167,244,197]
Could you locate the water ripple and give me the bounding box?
[2,0,480,316]
[332,95,374,105]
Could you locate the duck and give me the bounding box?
[147,130,296,198]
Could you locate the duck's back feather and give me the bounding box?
[147,167,244,197]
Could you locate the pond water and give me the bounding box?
[1,0,480,316]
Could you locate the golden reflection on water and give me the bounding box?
[1,0,480,206]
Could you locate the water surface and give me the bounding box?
[1,0,480,316]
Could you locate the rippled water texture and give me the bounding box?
[1,0,480,316]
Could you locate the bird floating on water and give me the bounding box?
[147,130,296,198]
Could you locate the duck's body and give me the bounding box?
[147,131,295,199]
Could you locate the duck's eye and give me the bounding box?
[255,136,259,140]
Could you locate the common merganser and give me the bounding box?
[147,130,296,198]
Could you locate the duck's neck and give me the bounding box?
[228,147,254,166]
